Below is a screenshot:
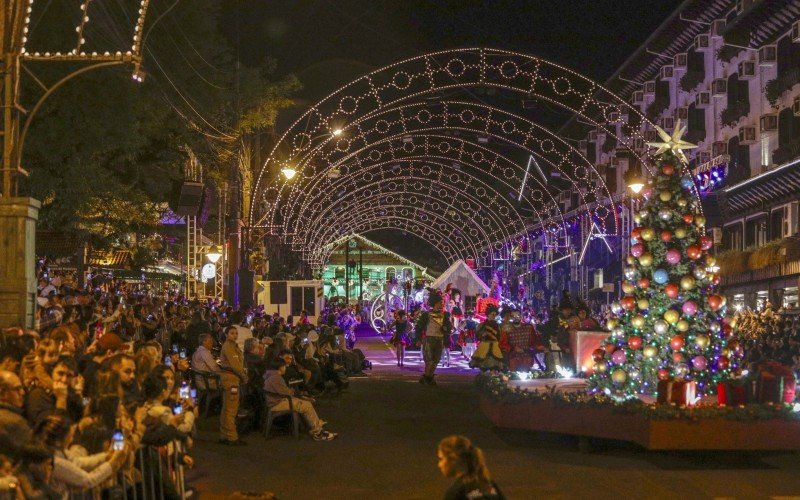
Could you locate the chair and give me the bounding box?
[262,391,300,440]
[193,369,223,417]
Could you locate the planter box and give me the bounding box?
[480,396,800,450]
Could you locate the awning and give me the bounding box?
[723,157,800,215]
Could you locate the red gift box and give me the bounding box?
[657,380,697,406]
[716,381,749,406]
[756,362,796,404]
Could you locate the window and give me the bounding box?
[770,208,785,240]
[722,223,743,251]
[745,217,767,248]
[783,287,799,308]
[385,267,396,282]
[756,290,769,311]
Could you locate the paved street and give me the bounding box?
[190,337,800,499]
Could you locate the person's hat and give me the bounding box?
[97,333,126,352]
[308,331,319,342]
[486,305,499,316]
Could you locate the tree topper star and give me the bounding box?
[645,119,698,163]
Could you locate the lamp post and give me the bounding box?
[620,162,646,296]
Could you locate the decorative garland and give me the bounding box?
[476,373,800,422]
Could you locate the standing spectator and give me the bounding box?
[231,311,253,353]
[218,326,246,446]
[437,435,505,500]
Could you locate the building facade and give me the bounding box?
[566,0,800,310]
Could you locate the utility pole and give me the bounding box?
[0,0,150,327]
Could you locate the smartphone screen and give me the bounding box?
[172,344,178,354]
[112,429,124,451]
[163,355,172,367]
[190,388,197,399]
[179,385,190,399]
[179,349,186,359]
[172,404,183,416]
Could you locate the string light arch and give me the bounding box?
[251,48,660,267]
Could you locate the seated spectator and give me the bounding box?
[263,358,336,442]
[191,333,222,389]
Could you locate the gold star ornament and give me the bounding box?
[645,119,698,163]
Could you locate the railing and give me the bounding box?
[721,259,800,287]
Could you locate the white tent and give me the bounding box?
[431,260,490,296]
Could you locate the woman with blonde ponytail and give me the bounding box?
[437,435,505,500]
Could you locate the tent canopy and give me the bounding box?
[431,260,490,296]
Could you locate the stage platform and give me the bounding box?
[480,377,800,451]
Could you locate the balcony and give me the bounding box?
[645,96,669,122]
[720,100,751,127]
[772,136,800,165]
[718,236,800,286]
[765,68,800,105]
[685,128,706,145]
[679,70,704,92]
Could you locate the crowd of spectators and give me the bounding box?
[736,303,800,373]
[0,264,373,497]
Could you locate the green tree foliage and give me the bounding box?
[588,151,740,399]
[20,0,298,253]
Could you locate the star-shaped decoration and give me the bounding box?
[645,119,698,163]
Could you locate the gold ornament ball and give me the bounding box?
[674,227,687,239]
[664,309,680,324]
[634,214,642,224]
[611,369,627,384]
[643,345,658,358]
[637,299,650,310]
[638,253,653,267]
[626,255,635,265]
[705,255,717,267]
[606,318,619,330]
[659,191,672,202]
[631,315,646,328]
[622,282,635,294]
[640,228,655,241]
[676,320,689,332]
[722,348,731,357]
[677,198,688,207]
[680,275,696,291]
[595,362,608,373]
[695,334,710,348]
[695,215,706,227]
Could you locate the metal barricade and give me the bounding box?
[65,441,187,500]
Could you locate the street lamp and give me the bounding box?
[206,245,223,263]
[281,167,298,180]
[625,163,645,194]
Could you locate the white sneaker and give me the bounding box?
[312,430,336,441]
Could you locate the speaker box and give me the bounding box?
[270,281,288,305]
[237,269,255,309]
[175,182,205,216]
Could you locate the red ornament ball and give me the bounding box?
[672,352,684,363]
[638,277,650,289]
[718,355,730,370]
[658,369,670,380]
[682,214,694,224]
[708,295,723,311]
[722,324,733,337]
[699,235,713,251]
[664,283,679,299]
[604,343,617,355]
[621,296,636,311]
[628,336,643,350]
[670,335,685,350]
[662,164,675,176]
[631,228,642,240]
[660,230,672,242]
[686,245,702,260]
[592,348,605,362]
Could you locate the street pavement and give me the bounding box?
[190,336,800,499]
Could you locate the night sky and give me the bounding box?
[220,0,683,270]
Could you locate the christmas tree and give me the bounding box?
[588,133,740,399]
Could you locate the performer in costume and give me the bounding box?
[499,308,540,371]
[415,290,452,386]
[448,288,464,331]
[469,305,506,371]
[390,310,411,367]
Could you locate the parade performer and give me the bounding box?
[499,308,540,371]
[469,305,506,371]
[390,310,411,367]
[448,288,464,331]
[459,310,478,359]
[415,290,452,386]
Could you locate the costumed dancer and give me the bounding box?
[459,310,478,359]
[390,310,411,367]
[449,288,464,331]
[469,305,506,371]
[499,308,541,371]
[415,290,452,386]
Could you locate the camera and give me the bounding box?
[172,404,183,416]
[112,429,124,451]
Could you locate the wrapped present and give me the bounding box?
[716,379,750,406]
[657,379,697,406]
[756,362,796,404]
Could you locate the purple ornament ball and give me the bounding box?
[611,349,627,365]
